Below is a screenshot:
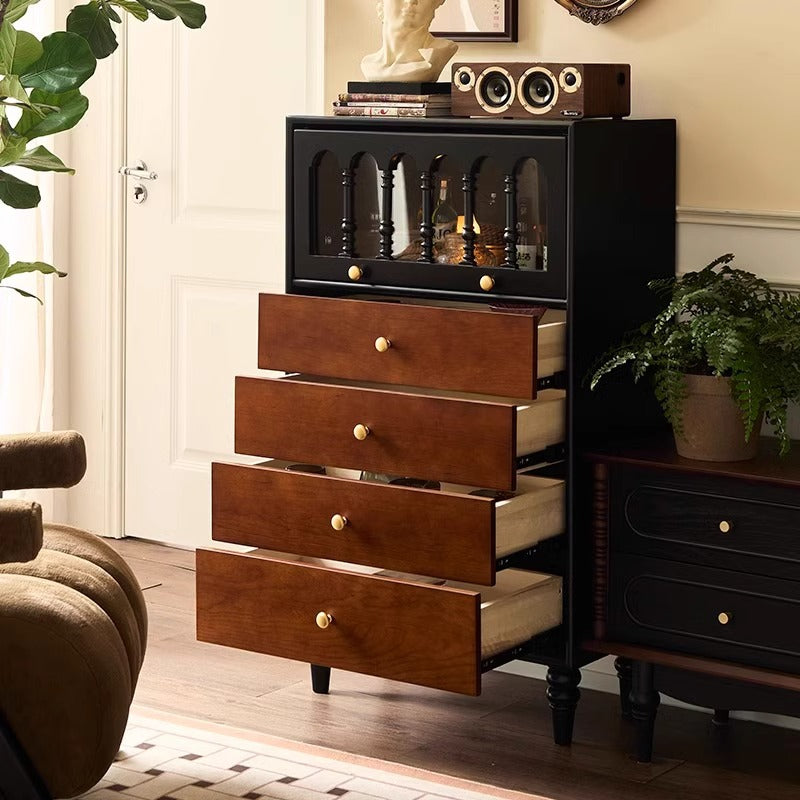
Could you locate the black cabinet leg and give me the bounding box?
[713,709,730,727]
[546,666,581,746]
[614,656,633,719]
[310,664,331,694]
[630,661,660,763]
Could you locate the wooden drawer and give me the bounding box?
[212,461,564,585]
[612,467,800,579]
[608,554,800,673]
[235,377,566,491]
[258,294,566,400]
[196,549,563,695]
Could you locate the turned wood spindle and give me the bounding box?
[418,171,435,263]
[339,167,355,258]
[460,172,477,267]
[378,167,395,260]
[503,172,518,268]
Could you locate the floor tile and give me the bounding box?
[123,771,198,799]
[336,777,424,800]
[196,747,260,770]
[150,733,226,756]
[292,770,355,793]
[157,757,239,784]
[116,746,186,772]
[241,754,320,779]
[211,768,285,796]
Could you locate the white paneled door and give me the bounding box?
[123,3,323,546]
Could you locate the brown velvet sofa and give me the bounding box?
[0,432,147,799]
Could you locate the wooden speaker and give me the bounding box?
[451,63,631,120]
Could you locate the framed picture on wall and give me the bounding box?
[431,0,519,42]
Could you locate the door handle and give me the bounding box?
[119,160,158,181]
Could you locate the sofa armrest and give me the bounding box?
[0,500,43,564]
[0,431,86,492]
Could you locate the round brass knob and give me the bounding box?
[353,424,370,441]
[719,520,731,534]
[374,336,391,353]
[479,275,495,292]
[330,514,348,531]
[348,265,363,282]
[315,611,333,629]
[718,612,732,625]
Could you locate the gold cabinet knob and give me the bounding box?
[348,265,363,282]
[353,423,370,441]
[479,274,495,292]
[330,513,348,531]
[719,520,731,534]
[718,612,733,625]
[315,611,333,629]
[374,336,391,353]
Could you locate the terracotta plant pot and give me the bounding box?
[673,374,761,462]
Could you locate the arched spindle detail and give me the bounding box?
[339,167,355,258]
[378,167,395,260]
[503,172,518,268]
[460,171,477,266]
[419,170,435,263]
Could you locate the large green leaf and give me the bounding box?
[4,260,67,279]
[4,0,42,25]
[136,0,206,28]
[0,75,31,106]
[67,2,118,59]
[12,31,43,73]
[0,134,28,167]
[20,32,97,94]
[0,169,41,208]
[0,21,17,73]
[14,144,74,173]
[0,245,9,280]
[110,0,149,21]
[15,88,89,139]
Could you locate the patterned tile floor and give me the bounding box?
[79,710,544,800]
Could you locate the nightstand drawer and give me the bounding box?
[196,549,563,696]
[212,462,565,585]
[609,554,800,673]
[259,294,566,400]
[235,377,566,491]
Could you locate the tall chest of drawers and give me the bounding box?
[196,116,677,747]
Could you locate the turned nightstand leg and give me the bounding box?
[630,661,660,763]
[546,666,581,746]
[615,656,633,719]
[310,664,331,694]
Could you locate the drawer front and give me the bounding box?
[212,462,497,584]
[196,549,482,695]
[612,467,800,578]
[235,377,521,490]
[259,294,564,400]
[608,554,800,673]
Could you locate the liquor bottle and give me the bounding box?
[432,178,458,244]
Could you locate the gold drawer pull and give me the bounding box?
[353,424,370,441]
[719,520,732,534]
[315,611,333,629]
[479,275,495,292]
[374,336,391,353]
[718,612,733,625]
[330,514,348,531]
[348,265,363,282]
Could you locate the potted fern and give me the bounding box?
[589,254,800,461]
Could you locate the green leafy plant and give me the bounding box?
[0,0,206,300]
[589,254,800,454]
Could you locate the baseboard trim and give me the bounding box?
[678,207,800,231]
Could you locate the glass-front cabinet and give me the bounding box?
[289,119,568,301]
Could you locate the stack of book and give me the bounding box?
[333,82,451,118]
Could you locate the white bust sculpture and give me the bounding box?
[361,0,459,83]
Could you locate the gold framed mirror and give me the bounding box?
[553,0,640,25]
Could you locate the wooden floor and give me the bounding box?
[112,538,800,800]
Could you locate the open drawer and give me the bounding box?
[259,294,566,400]
[212,461,564,585]
[196,549,563,695]
[235,376,566,491]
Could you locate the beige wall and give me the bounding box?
[325,0,800,213]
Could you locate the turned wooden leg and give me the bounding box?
[713,709,730,727]
[310,664,331,694]
[546,666,581,746]
[615,656,633,719]
[630,661,660,763]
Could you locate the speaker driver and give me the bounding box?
[519,67,558,115]
[476,67,515,114]
[453,65,476,92]
[559,67,582,93]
